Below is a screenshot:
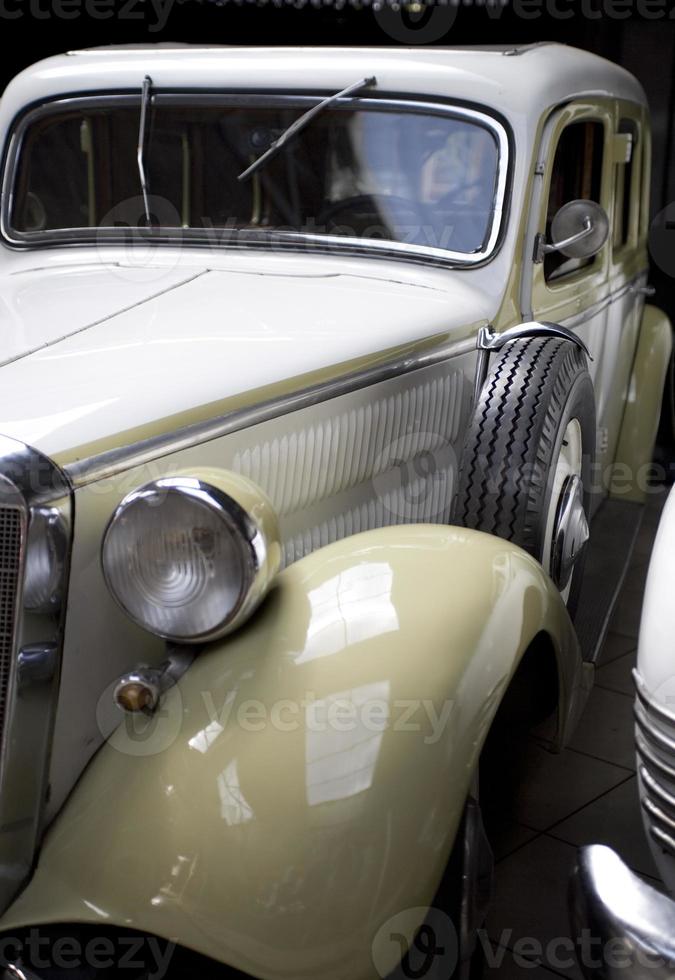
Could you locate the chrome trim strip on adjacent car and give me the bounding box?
[634,668,675,728]
[650,823,675,856]
[0,93,510,268]
[0,435,72,918]
[636,729,675,784]
[641,765,675,819]
[634,669,675,860]
[634,700,675,755]
[65,332,479,487]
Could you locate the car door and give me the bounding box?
[527,101,614,502]
[600,99,651,491]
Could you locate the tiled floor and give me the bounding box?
[483,485,669,977]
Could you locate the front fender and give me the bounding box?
[1,525,581,980]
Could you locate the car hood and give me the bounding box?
[0,259,491,466]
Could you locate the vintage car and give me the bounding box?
[0,42,670,980]
[570,484,675,980]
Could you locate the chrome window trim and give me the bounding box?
[65,331,478,487]
[1,92,510,267]
[0,435,71,918]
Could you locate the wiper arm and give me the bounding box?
[238,76,377,183]
[137,74,153,222]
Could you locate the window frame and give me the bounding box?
[1,91,512,268]
[610,101,646,269]
[531,101,614,322]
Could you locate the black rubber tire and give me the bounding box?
[453,336,596,612]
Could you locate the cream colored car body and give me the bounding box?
[0,41,668,979]
[635,486,675,898]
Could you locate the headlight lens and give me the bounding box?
[102,475,279,642]
[24,507,68,612]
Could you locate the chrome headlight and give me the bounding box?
[24,506,68,612]
[101,472,281,642]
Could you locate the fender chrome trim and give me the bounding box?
[472,320,591,403]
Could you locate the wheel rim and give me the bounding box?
[542,418,588,603]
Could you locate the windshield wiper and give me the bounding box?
[237,76,377,183]
[137,75,153,222]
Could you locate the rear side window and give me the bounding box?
[545,121,605,282]
[613,119,639,252]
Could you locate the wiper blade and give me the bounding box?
[238,76,377,183]
[137,75,153,222]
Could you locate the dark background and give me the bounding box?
[1,4,673,210]
[1,2,674,441]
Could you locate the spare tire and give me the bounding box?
[453,336,596,612]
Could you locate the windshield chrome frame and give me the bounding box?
[1,91,511,267]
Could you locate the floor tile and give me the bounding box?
[595,651,637,697]
[487,738,630,833]
[486,835,582,979]
[568,686,636,770]
[491,821,540,862]
[607,586,644,640]
[549,776,659,879]
[595,630,637,667]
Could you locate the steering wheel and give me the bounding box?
[317,194,432,240]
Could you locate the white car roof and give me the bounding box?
[0,43,647,134]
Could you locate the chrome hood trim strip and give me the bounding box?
[64,332,478,487]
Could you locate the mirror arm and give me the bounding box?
[534,215,592,264]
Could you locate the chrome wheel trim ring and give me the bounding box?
[542,418,586,603]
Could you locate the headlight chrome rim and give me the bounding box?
[102,475,277,643]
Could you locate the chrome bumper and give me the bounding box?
[570,845,675,979]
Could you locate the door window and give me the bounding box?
[544,121,605,283]
[613,119,639,253]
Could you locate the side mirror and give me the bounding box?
[535,199,609,264]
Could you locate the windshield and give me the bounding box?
[7,97,507,262]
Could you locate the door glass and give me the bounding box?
[545,121,605,283]
[613,119,639,252]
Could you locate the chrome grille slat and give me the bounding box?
[0,505,23,757]
[636,729,675,783]
[634,670,675,860]
[0,438,70,918]
[641,765,675,821]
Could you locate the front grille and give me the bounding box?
[634,670,675,856]
[0,506,24,755]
